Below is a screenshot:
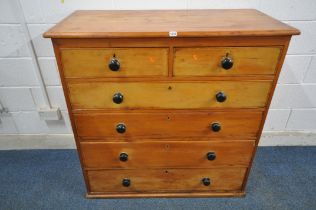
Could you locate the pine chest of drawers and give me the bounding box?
[44,9,299,198]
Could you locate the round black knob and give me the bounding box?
[113,92,123,104]
[216,92,226,103]
[206,152,216,161]
[119,152,128,162]
[202,177,211,186]
[122,178,130,187]
[211,122,221,132]
[108,57,120,71]
[116,123,126,134]
[221,56,233,70]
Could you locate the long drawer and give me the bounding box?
[68,81,272,109]
[61,48,169,78]
[87,167,247,192]
[174,47,281,76]
[74,111,263,139]
[81,141,254,168]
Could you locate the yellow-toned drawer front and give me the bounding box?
[74,111,263,139]
[87,167,247,192]
[174,47,281,76]
[68,81,272,110]
[61,48,169,78]
[81,141,254,168]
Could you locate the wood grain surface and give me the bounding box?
[80,141,254,168]
[68,81,272,109]
[74,111,263,139]
[43,10,300,38]
[87,167,247,192]
[86,191,246,198]
[174,47,281,76]
[61,48,168,78]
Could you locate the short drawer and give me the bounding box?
[68,81,272,109]
[61,48,169,78]
[74,111,263,139]
[80,141,254,168]
[87,167,247,192]
[174,47,281,76]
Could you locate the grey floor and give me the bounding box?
[0,147,315,210]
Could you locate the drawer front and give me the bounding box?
[87,168,247,192]
[68,81,272,109]
[81,141,254,168]
[75,111,262,139]
[174,47,281,76]
[61,48,169,78]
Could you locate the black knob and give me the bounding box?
[216,92,226,102]
[211,122,221,132]
[206,152,216,161]
[119,152,128,162]
[108,57,120,71]
[122,178,130,187]
[202,177,211,186]
[113,92,123,104]
[221,56,233,70]
[116,123,126,134]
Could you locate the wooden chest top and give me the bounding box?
[43,9,300,38]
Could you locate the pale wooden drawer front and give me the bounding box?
[74,111,263,139]
[174,47,281,76]
[87,167,247,192]
[61,48,169,78]
[81,141,254,168]
[68,81,272,109]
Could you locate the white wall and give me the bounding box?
[0,0,315,148]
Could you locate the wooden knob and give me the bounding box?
[113,92,123,104]
[119,152,128,162]
[211,122,221,132]
[202,177,211,186]
[206,152,216,161]
[216,91,226,102]
[221,55,233,70]
[122,178,130,187]
[108,57,120,71]
[116,123,126,133]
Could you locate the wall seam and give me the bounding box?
[16,0,52,109]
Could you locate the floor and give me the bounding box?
[0,147,315,210]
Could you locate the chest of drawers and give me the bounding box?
[44,9,299,198]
